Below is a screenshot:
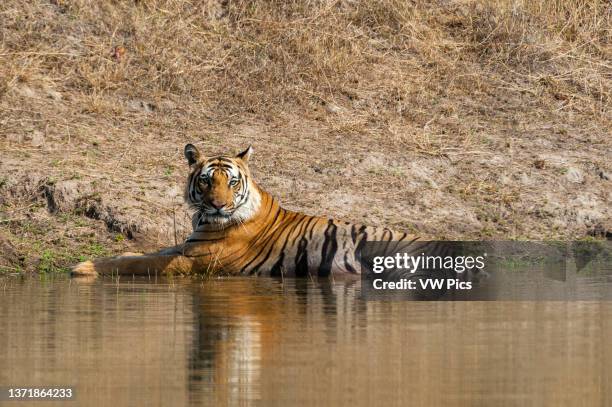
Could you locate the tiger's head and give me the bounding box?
[184,144,261,227]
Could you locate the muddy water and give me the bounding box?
[0,275,610,406]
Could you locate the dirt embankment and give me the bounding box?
[1,0,610,272]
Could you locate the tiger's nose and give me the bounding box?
[211,200,226,209]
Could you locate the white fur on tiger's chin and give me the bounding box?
[71,260,98,276]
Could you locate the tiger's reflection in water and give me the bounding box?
[185,277,364,405]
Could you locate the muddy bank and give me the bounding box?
[1,141,609,273]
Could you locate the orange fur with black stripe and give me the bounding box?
[72,144,418,277]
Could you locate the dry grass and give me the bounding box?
[2,1,608,117]
[0,0,610,272]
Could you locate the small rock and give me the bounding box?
[15,85,37,98]
[533,159,546,169]
[45,89,63,101]
[30,130,45,147]
[127,99,156,113]
[325,103,342,114]
[520,172,533,186]
[565,167,584,183]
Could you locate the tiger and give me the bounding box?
[71,143,439,279]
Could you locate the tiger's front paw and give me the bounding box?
[71,260,98,276]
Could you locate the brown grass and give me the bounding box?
[0,0,610,272]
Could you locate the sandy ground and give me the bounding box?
[0,0,610,272]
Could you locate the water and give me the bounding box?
[0,275,611,406]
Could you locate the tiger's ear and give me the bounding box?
[184,144,201,166]
[236,145,253,162]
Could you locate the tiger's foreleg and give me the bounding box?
[71,245,196,277]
